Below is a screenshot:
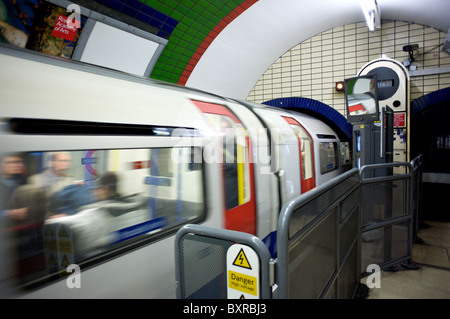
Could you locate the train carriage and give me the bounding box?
[0,44,350,298]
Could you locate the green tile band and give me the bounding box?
[141,0,257,84]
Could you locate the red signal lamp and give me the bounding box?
[335,81,345,92]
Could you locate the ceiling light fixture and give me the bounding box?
[361,0,380,32]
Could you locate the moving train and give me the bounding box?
[0,44,351,298]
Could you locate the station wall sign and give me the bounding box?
[394,112,406,128]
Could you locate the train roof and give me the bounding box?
[0,44,346,142]
[0,44,222,131]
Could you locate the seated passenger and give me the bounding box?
[95,172,121,202]
[86,172,146,217]
[47,183,94,217]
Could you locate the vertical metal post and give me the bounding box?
[385,106,394,168]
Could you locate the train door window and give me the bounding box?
[191,99,256,234]
[319,142,339,173]
[283,117,315,192]
[0,148,205,285]
[340,142,351,165]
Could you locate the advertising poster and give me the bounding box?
[0,0,86,58]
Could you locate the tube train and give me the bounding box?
[0,44,351,298]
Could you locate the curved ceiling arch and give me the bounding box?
[263,97,353,141]
[185,0,450,99]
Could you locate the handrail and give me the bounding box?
[276,167,360,298]
[360,161,414,174]
[278,167,359,240]
[410,154,423,171]
[278,168,360,224]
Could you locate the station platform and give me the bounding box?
[366,220,450,299]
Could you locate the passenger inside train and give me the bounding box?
[0,154,28,223]
[1,148,206,284]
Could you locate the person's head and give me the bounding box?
[1,154,25,179]
[51,152,71,176]
[95,172,118,200]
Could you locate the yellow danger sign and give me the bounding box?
[61,255,70,267]
[227,244,260,299]
[233,248,252,269]
[58,240,72,253]
[59,225,69,237]
[228,270,257,296]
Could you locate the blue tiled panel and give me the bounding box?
[263,97,353,140]
[94,0,178,39]
[411,87,450,113]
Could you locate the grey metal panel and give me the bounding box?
[359,161,416,273]
[143,43,166,77]
[178,233,231,299]
[338,242,359,298]
[411,155,423,241]
[175,224,272,299]
[287,208,337,298]
[286,169,360,239]
[277,168,360,299]
[340,188,359,222]
[339,206,359,262]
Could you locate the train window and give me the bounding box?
[202,113,251,209]
[289,125,314,180]
[283,117,316,192]
[0,148,204,286]
[340,142,351,165]
[319,142,339,174]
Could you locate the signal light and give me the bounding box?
[335,81,345,92]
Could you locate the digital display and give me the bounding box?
[377,79,394,88]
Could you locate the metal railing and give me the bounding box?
[411,155,423,242]
[174,156,423,299]
[359,160,416,273]
[276,168,360,298]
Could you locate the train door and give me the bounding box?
[191,100,256,235]
[282,117,315,192]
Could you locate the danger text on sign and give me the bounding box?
[228,270,257,296]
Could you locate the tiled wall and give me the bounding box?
[93,0,179,39]
[247,21,450,117]
[141,0,257,84]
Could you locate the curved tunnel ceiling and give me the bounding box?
[184,0,450,99]
[95,0,450,101]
